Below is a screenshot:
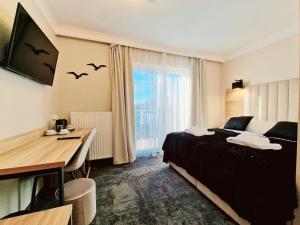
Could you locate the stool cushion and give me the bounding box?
[55,178,96,225]
[63,178,95,201]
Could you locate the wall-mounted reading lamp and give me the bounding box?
[232,79,243,90]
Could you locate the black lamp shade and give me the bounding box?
[232,79,243,89]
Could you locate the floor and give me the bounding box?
[37,156,237,225]
[89,156,237,225]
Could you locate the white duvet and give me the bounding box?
[184,127,215,136]
[226,132,282,150]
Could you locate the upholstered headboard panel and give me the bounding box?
[245,78,299,122]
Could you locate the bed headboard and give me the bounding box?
[244,78,299,122]
[225,89,245,121]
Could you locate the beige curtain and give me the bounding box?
[110,45,136,164]
[191,58,208,127]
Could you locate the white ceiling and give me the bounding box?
[35,0,299,61]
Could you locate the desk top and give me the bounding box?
[0,205,72,225]
[0,129,91,176]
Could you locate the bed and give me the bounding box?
[162,127,297,225]
[163,78,299,225]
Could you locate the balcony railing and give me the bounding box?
[135,109,159,151]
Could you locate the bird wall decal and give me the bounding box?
[43,63,55,74]
[67,72,89,79]
[87,63,107,71]
[24,43,50,56]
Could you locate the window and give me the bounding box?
[133,62,192,156]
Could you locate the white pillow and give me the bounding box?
[246,120,276,135]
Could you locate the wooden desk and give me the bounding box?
[0,205,72,225]
[0,129,91,207]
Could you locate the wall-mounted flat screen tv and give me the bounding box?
[1,3,58,86]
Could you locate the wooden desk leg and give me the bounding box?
[58,167,64,206]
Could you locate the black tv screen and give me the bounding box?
[2,3,58,86]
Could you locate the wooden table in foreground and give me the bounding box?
[0,128,91,207]
[0,205,72,225]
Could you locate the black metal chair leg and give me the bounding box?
[80,167,87,177]
[58,167,64,206]
[30,177,38,211]
[71,171,76,180]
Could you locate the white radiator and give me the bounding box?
[70,112,113,160]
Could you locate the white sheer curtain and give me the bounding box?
[132,49,193,155]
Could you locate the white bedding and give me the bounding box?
[245,119,275,134]
[185,120,280,150]
[184,127,215,136]
[226,132,282,150]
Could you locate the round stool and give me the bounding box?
[55,178,96,225]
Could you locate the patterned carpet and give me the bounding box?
[90,156,237,225]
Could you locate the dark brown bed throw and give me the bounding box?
[162,129,297,225]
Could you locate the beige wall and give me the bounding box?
[221,36,299,123]
[52,37,111,119]
[222,36,299,89]
[0,0,57,217]
[0,0,57,140]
